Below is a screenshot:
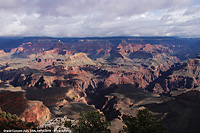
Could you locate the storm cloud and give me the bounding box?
[0,0,199,37]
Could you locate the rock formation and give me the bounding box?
[148,58,200,94]
[37,116,74,132]
[0,91,52,124]
[146,89,200,133]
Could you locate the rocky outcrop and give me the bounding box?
[117,43,170,58]
[146,90,200,133]
[20,101,52,124]
[0,91,52,124]
[196,52,200,59]
[175,90,200,108]
[37,116,75,131]
[0,67,50,89]
[148,58,200,94]
[0,50,5,55]
[88,84,162,121]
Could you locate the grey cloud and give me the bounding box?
[184,5,200,15]
[0,0,191,17]
[0,0,18,8]
[0,0,199,37]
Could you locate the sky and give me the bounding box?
[0,0,199,37]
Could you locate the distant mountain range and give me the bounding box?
[0,36,200,59]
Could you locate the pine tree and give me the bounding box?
[70,111,111,133]
[122,108,166,133]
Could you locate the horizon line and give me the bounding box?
[0,35,199,39]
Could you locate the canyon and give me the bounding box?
[0,36,200,132]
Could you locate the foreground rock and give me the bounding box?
[146,89,200,133]
[38,115,75,132]
[0,91,52,124]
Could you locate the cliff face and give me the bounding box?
[88,84,162,120]
[148,58,200,94]
[146,90,200,133]
[20,101,52,124]
[0,91,52,124]
[176,90,200,108]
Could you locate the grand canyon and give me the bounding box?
[0,36,200,132]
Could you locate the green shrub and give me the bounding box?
[71,111,111,133]
[6,113,12,120]
[122,108,166,133]
[64,120,72,128]
[12,114,18,121]
[1,111,6,118]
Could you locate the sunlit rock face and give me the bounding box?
[0,91,52,124]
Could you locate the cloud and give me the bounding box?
[0,0,199,37]
[184,5,200,16]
